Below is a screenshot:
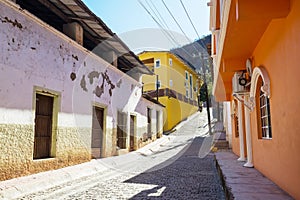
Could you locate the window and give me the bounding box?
[169,58,173,66]
[185,71,189,98]
[185,87,189,98]
[259,89,272,139]
[185,71,189,80]
[255,75,272,140]
[155,59,160,68]
[169,80,173,87]
[156,80,161,88]
[190,74,193,99]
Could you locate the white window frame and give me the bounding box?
[155,59,161,68]
[259,90,272,139]
[185,71,189,80]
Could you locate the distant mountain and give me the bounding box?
[171,35,211,73]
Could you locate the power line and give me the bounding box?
[145,0,166,30]
[161,0,192,44]
[149,0,171,33]
[147,0,181,48]
[138,0,179,47]
[180,0,200,39]
[179,0,210,56]
[139,0,209,67]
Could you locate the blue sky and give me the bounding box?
[82,0,210,52]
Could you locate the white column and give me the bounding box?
[237,99,246,161]
[244,95,253,167]
[225,102,232,148]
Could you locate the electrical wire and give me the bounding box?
[138,0,179,47]
[161,0,192,44]
[180,0,200,39]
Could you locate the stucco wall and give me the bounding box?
[249,1,300,198]
[0,1,163,181]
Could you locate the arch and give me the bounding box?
[249,66,271,110]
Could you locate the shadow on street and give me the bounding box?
[124,137,226,200]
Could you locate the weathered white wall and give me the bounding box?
[0,0,163,180]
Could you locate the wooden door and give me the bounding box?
[156,110,160,138]
[91,107,104,158]
[34,94,53,159]
[147,108,152,139]
[130,115,135,151]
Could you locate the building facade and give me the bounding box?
[138,51,200,131]
[0,0,163,181]
[209,0,300,198]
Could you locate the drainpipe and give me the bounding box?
[237,99,246,161]
[243,94,253,167]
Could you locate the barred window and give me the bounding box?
[259,89,272,139]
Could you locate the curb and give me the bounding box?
[213,154,234,200]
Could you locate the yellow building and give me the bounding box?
[138,51,201,131]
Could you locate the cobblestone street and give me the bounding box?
[15,112,225,200]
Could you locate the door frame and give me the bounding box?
[129,113,137,151]
[92,102,107,158]
[147,107,152,139]
[33,86,60,159]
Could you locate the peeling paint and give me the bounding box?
[80,75,88,92]
[116,79,122,88]
[0,16,23,29]
[87,71,100,84]
[70,72,76,81]
[72,54,78,61]
[94,85,104,98]
[101,70,115,97]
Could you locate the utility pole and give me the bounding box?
[201,53,212,134]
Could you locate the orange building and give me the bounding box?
[209,0,300,198]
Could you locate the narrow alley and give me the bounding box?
[2,112,225,200]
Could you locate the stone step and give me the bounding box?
[214,140,229,149]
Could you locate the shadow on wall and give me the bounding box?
[124,137,226,200]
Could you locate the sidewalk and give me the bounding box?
[215,151,293,200]
[0,135,172,200]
